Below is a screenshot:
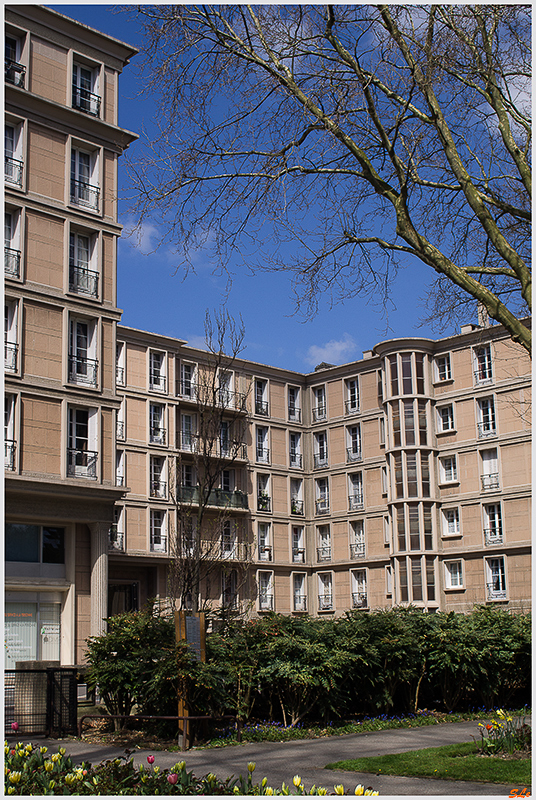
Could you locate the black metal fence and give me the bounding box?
[4,668,78,737]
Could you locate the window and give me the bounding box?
[72,61,101,117]
[318,573,333,610]
[437,404,454,433]
[477,397,496,438]
[5,523,65,564]
[257,571,273,610]
[179,464,197,502]
[69,317,98,386]
[288,386,301,422]
[150,509,167,552]
[474,344,493,385]
[5,298,18,372]
[439,455,458,483]
[379,416,385,446]
[293,573,307,612]
[69,230,98,296]
[257,473,271,512]
[108,581,139,616]
[256,426,269,463]
[5,601,61,669]
[290,478,304,515]
[5,122,23,187]
[348,472,364,511]
[218,371,234,408]
[5,394,16,470]
[221,521,237,559]
[115,450,124,487]
[150,455,166,498]
[383,515,391,545]
[345,378,359,414]
[289,432,302,468]
[435,354,452,382]
[219,420,230,457]
[350,520,365,559]
[149,351,167,392]
[5,208,21,278]
[258,522,272,561]
[179,413,196,451]
[149,403,166,445]
[385,565,393,596]
[381,466,388,495]
[316,525,331,562]
[70,146,99,210]
[315,478,329,514]
[351,569,367,609]
[178,361,196,398]
[110,507,124,552]
[222,569,238,609]
[480,448,499,491]
[312,386,326,421]
[445,560,463,589]
[67,406,98,478]
[292,526,305,563]
[254,379,269,416]
[221,468,235,492]
[484,503,503,545]
[5,35,25,87]
[116,342,125,386]
[314,431,328,468]
[442,507,461,537]
[486,556,507,600]
[346,425,361,462]
[116,401,125,441]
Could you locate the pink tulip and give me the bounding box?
[11,722,19,732]
[167,773,178,785]
[147,755,155,765]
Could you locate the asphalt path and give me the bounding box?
[10,719,531,797]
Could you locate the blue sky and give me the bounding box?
[51,4,460,372]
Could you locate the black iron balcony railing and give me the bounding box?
[72,85,101,117]
[486,581,507,601]
[116,420,125,440]
[259,594,273,611]
[257,494,272,513]
[318,593,333,611]
[67,448,98,479]
[484,527,503,546]
[349,493,364,511]
[293,594,307,612]
[178,431,197,452]
[288,406,301,422]
[346,447,362,463]
[352,591,368,609]
[255,399,269,416]
[69,264,99,297]
[5,439,16,470]
[481,474,500,491]
[176,379,197,399]
[291,499,304,515]
[350,542,365,559]
[219,441,248,460]
[345,399,360,414]
[70,179,100,210]
[108,524,124,551]
[149,372,167,392]
[149,426,167,445]
[256,447,270,464]
[68,355,99,386]
[316,546,332,562]
[292,548,305,563]
[258,545,272,561]
[5,157,23,186]
[315,497,329,515]
[150,480,167,499]
[5,59,25,87]
[217,387,247,411]
[5,342,18,372]
[313,453,328,469]
[477,421,496,438]
[5,247,21,278]
[289,452,303,468]
[116,365,125,385]
[312,404,327,422]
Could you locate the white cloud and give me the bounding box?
[305,334,358,367]
[120,215,161,254]
[184,334,208,351]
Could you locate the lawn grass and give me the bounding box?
[325,741,531,785]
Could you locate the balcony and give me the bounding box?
[255,399,269,416]
[318,593,333,611]
[116,474,124,487]
[69,264,99,297]
[315,497,329,515]
[5,157,23,187]
[108,524,124,552]
[177,485,248,509]
[5,59,25,87]
[481,474,500,491]
[67,448,98,479]
[312,405,326,422]
[345,399,359,415]
[293,595,307,612]
[474,369,493,386]
[5,440,16,470]
[289,452,303,468]
[116,420,125,440]
[288,406,301,422]
[352,591,368,609]
[5,342,18,372]
[258,545,272,561]
[346,447,362,463]
[220,541,248,561]
[217,388,247,411]
[259,594,274,611]
[176,379,198,400]
[149,427,167,445]
[5,247,21,278]
[350,542,365,559]
[477,422,496,439]
[220,441,247,460]
[349,493,364,511]
[291,499,304,516]
[150,480,167,499]
[150,373,167,393]
[314,453,328,469]
[70,179,100,211]
[486,582,507,601]
[257,494,272,513]
[68,356,99,387]
[316,546,332,562]
[72,85,101,117]
[256,447,270,464]
[484,527,503,546]
[292,548,305,563]
[178,431,198,452]
[116,365,125,386]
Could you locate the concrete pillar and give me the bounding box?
[89,522,109,637]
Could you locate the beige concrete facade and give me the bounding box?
[4,7,531,668]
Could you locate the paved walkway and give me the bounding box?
[10,719,530,796]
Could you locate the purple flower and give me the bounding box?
[11,722,19,732]
[167,773,178,785]
[147,755,155,764]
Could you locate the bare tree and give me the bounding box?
[128,5,531,354]
[168,310,253,618]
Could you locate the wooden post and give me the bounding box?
[175,611,206,749]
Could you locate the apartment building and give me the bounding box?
[4,7,531,669]
[4,5,137,667]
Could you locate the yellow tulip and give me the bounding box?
[44,760,54,772]
[9,772,21,784]
[40,746,48,754]
[51,753,61,763]
[334,784,345,795]
[265,788,274,796]
[248,762,256,773]
[59,747,66,755]
[355,786,365,796]
[293,775,302,787]
[65,774,76,785]
[7,787,16,795]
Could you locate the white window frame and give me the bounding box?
[317,572,333,611]
[485,556,507,600]
[5,207,22,279]
[348,472,364,511]
[437,404,455,433]
[312,385,326,421]
[316,524,331,562]
[351,568,368,609]
[5,120,24,187]
[291,525,305,563]
[315,477,329,514]
[5,394,16,470]
[221,521,237,559]
[346,424,362,462]
[178,361,196,398]
[289,431,302,468]
[254,378,269,416]
[150,509,167,553]
[483,503,503,545]
[149,350,167,393]
[67,405,98,479]
[290,478,304,516]
[442,507,461,537]
[72,60,101,117]
[345,377,360,414]
[439,454,458,484]
[5,298,19,373]
[69,228,99,297]
[288,385,301,422]
[115,450,125,487]
[70,144,100,210]
[69,316,98,387]
[116,341,125,386]
[435,353,452,382]
[292,572,307,612]
[218,370,234,408]
[350,519,365,559]
[257,473,271,512]
[473,344,493,385]
[149,403,166,445]
[477,397,496,438]
[385,564,392,596]
[480,448,500,491]
[256,426,270,464]
[258,522,272,561]
[444,560,463,589]
[314,430,328,468]
[257,570,274,611]
[150,455,167,498]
